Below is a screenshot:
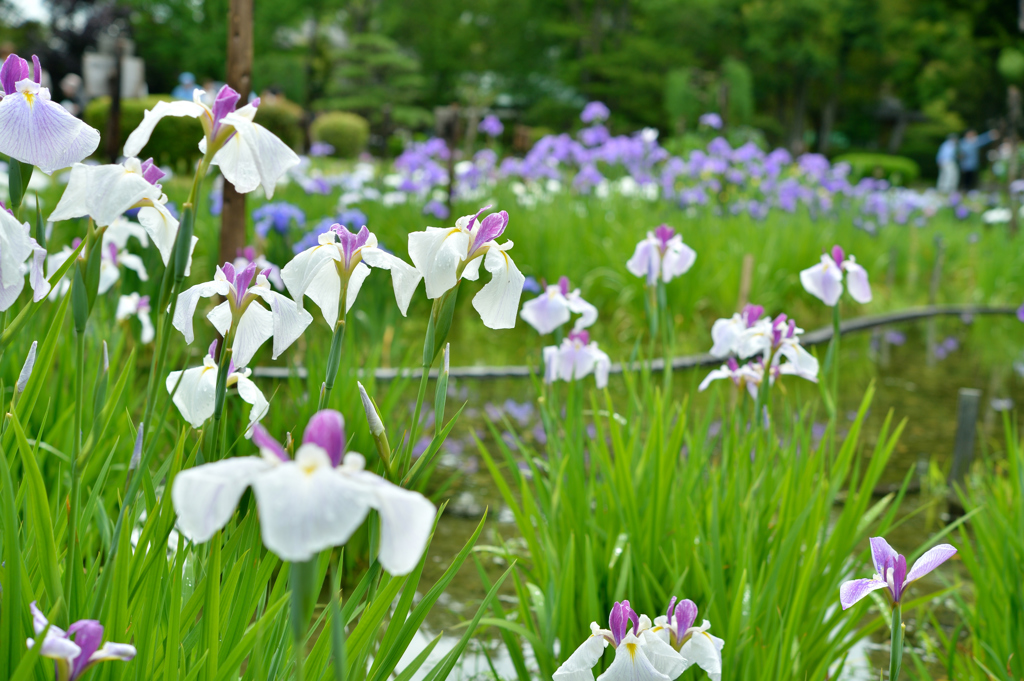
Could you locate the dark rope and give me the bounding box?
[252,304,1018,382]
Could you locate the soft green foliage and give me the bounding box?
[997,48,1024,83]
[311,112,371,158]
[916,420,1024,679]
[255,99,306,152]
[834,153,921,185]
[84,96,205,171]
[479,369,944,679]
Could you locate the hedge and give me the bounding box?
[254,99,305,152]
[310,112,370,158]
[833,152,921,186]
[84,95,204,171]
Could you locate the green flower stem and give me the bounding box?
[63,328,86,624]
[657,280,673,395]
[831,304,841,418]
[889,603,904,681]
[319,311,348,411]
[290,560,316,681]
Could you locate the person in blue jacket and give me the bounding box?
[958,128,999,191]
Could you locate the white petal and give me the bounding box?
[234,373,269,437]
[521,291,570,335]
[0,85,100,174]
[343,261,372,313]
[139,308,155,343]
[640,629,688,679]
[304,260,343,328]
[0,209,33,289]
[360,247,423,316]
[213,115,300,198]
[49,163,160,227]
[358,472,436,575]
[166,364,217,428]
[661,236,696,282]
[472,242,525,329]
[408,227,469,299]
[698,366,734,392]
[566,291,599,330]
[119,253,149,281]
[844,260,872,303]
[679,623,724,681]
[596,634,669,681]
[173,280,230,344]
[248,288,313,360]
[207,301,232,337]
[553,634,608,681]
[799,257,843,307]
[124,99,206,158]
[88,642,137,663]
[29,243,49,301]
[626,239,658,285]
[137,203,180,265]
[231,301,274,368]
[98,260,120,295]
[280,243,340,303]
[252,457,372,561]
[0,275,25,312]
[171,456,272,543]
[709,315,744,358]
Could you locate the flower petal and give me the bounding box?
[136,203,180,265]
[166,364,217,428]
[87,641,137,664]
[839,578,889,610]
[234,373,269,438]
[67,619,104,679]
[870,536,899,577]
[408,227,469,299]
[472,242,525,329]
[626,239,658,285]
[170,456,273,543]
[252,459,372,561]
[678,624,723,681]
[905,544,957,585]
[247,288,314,361]
[344,261,372,313]
[566,291,599,330]
[359,247,423,316]
[521,290,570,335]
[231,301,274,369]
[661,236,696,282]
[596,633,669,681]
[302,258,342,328]
[302,410,345,468]
[553,633,608,681]
[0,209,34,289]
[844,260,872,304]
[213,115,299,198]
[799,257,843,307]
[280,242,340,305]
[173,280,230,345]
[49,162,160,227]
[124,99,206,158]
[0,83,100,173]
[361,474,436,575]
[640,629,688,679]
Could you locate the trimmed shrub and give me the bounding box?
[833,152,920,186]
[310,112,370,158]
[254,99,305,152]
[84,96,204,171]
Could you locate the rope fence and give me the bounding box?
[252,304,1018,382]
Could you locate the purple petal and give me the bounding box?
[1,54,29,95]
[67,620,104,679]
[233,261,257,305]
[252,424,288,462]
[558,275,570,297]
[302,409,346,467]
[208,339,219,360]
[672,599,698,633]
[892,553,907,602]
[905,544,957,585]
[654,224,676,249]
[31,55,40,84]
[211,85,241,135]
[332,224,370,265]
[472,210,508,249]
[139,158,166,186]
[839,578,889,610]
[608,601,626,645]
[869,536,898,576]
[1017,303,1024,323]
[831,245,845,267]
[0,80,101,172]
[220,261,236,284]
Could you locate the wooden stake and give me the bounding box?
[948,388,981,515]
[219,0,254,266]
[736,253,754,311]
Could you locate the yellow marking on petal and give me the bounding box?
[23,91,34,107]
[626,642,637,660]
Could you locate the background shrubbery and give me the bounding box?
[311,112,371,158]
[84,96,205,171]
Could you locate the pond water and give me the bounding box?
[393,314,1024,679]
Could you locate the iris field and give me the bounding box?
[0,52,1023,681]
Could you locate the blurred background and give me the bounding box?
[2,0,1022,181]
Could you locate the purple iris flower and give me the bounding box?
[253,202,305,238]
[422,199,449,220]
[27,602,136,681]
[579,124,610,147]
[839,537,956,609]
[478,114,504,137]
[580,101,610,123]
[699,112,723,129]
[331,224,371,268]
[309,141,335,157]
[0,53,100,173]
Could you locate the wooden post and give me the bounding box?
[948,388,981,492]
[219,0,254,266]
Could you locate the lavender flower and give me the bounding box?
[26,602,136,680]
[478,114,504,137]
[253,202,305,238]
[840,537,956,609]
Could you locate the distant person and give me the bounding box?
[936,134,959,193]
[59,73,85,117]
[171,72,196,100]
[959,128,999,191]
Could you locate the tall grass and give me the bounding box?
[476,360,973,679]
